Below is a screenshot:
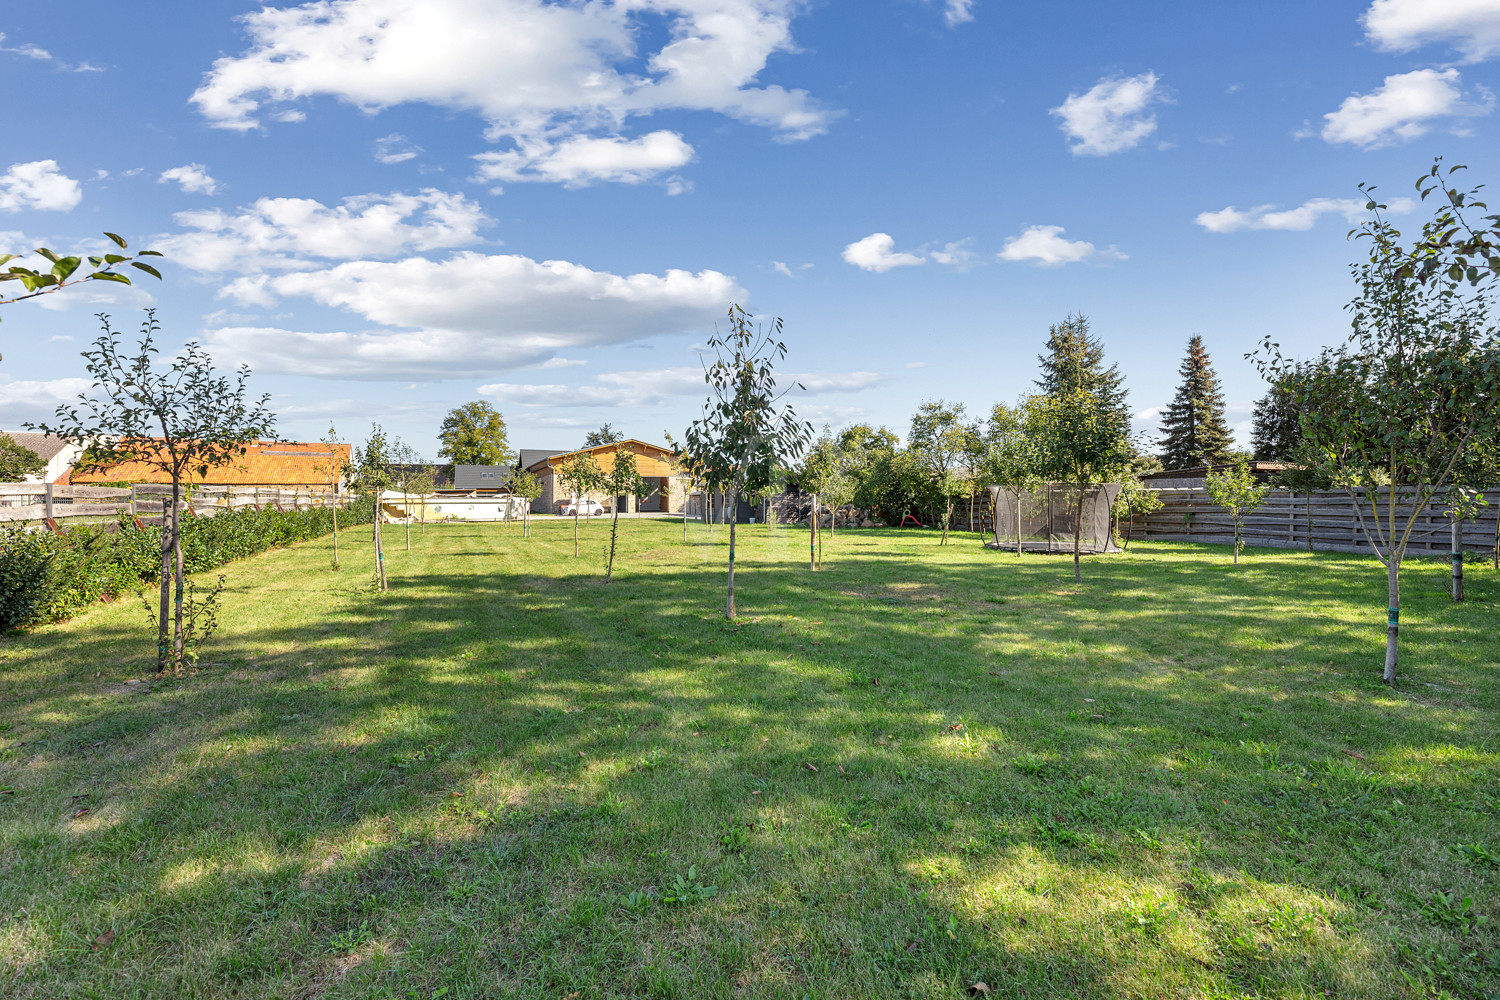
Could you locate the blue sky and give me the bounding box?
[4,0,1499,458]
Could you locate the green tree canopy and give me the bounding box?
[907,399,979,545]
[1034,314,1130,438]
[1029,388,1132,582]
[0,434,44,481]
[583,423,624,447]
[437,401,509,468]
[1250,370,1304,462]
[1158,335,1233,470]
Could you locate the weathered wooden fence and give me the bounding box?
[0,483,342,528]
[1124,487,1500,556]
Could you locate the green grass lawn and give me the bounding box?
[1,519,1497,999]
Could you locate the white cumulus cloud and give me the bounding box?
[374,134,423,164]
[0,377,91,425]
[1195,196,1415,233]
[1319,68,1492,148]
[190,0,832,187]
[481,364,882,408]
[473,131,694,188]
[842,233,925,273]
[997,225,1123,266]
[1051,72,1165,156]
[1363,0,1500,63]
[933,0,975,27]
[0,160,82,212]
[156,189,490,275]
[203,253,744,379]
[159,163,220,195]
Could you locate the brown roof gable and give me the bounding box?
[524,439,677,473]
[67,440,351,487]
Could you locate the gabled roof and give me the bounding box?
[453,464,515,489]
[517,448,570,471]
[2,431,74,463]
[67,440,350,486]
[524,439,676,472]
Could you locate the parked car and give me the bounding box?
[560,498,607,516]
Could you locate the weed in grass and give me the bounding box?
[1451,842,1500,867]
[1414,891,1488,935]
[325,921,375,955]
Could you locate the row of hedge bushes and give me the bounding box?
[0,495,377,630]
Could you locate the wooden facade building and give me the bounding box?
[523,440,688,514]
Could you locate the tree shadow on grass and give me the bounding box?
[0,527,1495,998]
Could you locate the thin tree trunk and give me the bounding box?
[683,498,689,542]
[605,508,620,583]
[1073,490,1084,583]
[1306,492,1313,553]
[574,509,580,557]
[1015,490,1023,558]
[332,503,340,570]
[726,516,737,619]
[1384,555,1400,684]
[809,493,817,571]
[157,494,172,673]
[1493,509,1499,571]
[941,496,951,545]
[375,508,387,591]
[1452,518,1465,602]
[404,492,411,552]
[420,497,425,535]
[1233,518,1241,564]
[172,487,185,666]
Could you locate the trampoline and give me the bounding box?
[987,483,1122,554]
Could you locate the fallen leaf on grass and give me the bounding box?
[837,764,845,774]
[803,762,819,773]
[92,929,113,950]
[450,791,463,798]
[871,678,880,686]
[1343,750,1367,760]
[947,723,963,732]
[904,941,918,953]
[968,984,992,997]
[72,808,90,820]
[0,787,13,795]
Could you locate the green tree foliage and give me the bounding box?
[907,399,979,545]
[437,401,509,469]
[599,449,655,583]
[32,312,274,672]
[1255,160,1500,684]
[555,453,605,557]
[1111,475,1162,550]
[0,434,44,480]
[313,426,351,569]
[352,425,395,591]
[508,470,542,538]
[1029,389,1132,582]
[981,401,1044,557]
[1271,441,1335,554]
[584,423,624,447]
[0,234,162,359]
[680,305,812,619]
[852,449,932,527]
[1034,313,1130,439]
[1158,335,1233,471]
[1204,459,1271,563]
[837,423,900,455]
[1250,369,1304,462]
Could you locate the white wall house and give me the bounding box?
[3,431,83,484]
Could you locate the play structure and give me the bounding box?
[987,483,1121,554]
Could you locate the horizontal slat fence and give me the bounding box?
[1125,487,1500,555]
[0,483,342,528]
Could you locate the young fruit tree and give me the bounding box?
[1028,388,1131,582]
[314,425,351,569]
[554,453,604,557]
[1254,161,1500,684]
[1203,459,1271,563]
[907,399,976,545]
[681,305,812,619]
[982,401,1044,557]
[509,470,542,538]
[390,438,421,553]
[351,424,395,591]
[599,448,655,583]
[33,311,274,672]
[1111,475,1162,551]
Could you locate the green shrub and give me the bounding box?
[0,527,55,630]
[0,493,377,629]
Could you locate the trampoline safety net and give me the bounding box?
[987,483,1122,554]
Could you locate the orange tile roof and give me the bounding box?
[66,440,351,487]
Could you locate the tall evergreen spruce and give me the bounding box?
[1035,314,1130,439]
[1158,335,1233,471]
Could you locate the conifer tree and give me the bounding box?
[1249,367,1303,461]
[1158,335,1233,470]
[1034,313,1130,439]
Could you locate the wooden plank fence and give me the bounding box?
[1124,487,1500,556]
[0,483,342,528]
